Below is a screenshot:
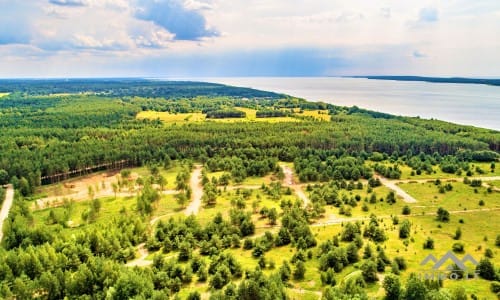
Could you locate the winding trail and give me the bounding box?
[185,165,203,216]
[281,165,310,207]
[0,184,14,242]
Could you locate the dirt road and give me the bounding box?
[185,165,203,216]
[281,165,310,207]
[376,175,418,203]
[0,184,14,241]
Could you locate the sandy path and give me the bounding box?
[376,175,417,203]
[125,243,153,267]
[281,165,310,207]
[0,184,14,241]
[185,165,203,216]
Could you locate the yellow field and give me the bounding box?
[235,107,257,119]
[137,108,304,124]
[0,93,10,98]
[296,109,331,121]
[136,111,206,123]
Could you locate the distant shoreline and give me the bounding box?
[350,76,500,87]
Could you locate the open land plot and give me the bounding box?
[398,181,500,214]
[368,161,500,180]
[33,163,186,209]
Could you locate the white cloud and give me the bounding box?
[0,0,499,77]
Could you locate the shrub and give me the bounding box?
[436,207,450,222]
[402,205,411,215]
[452,242,465,253]
[399,220,411,239]
[243,238,253,250]
[476,258,496,280]
[454,227,462,240]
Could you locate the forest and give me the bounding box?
[0,79,499,299]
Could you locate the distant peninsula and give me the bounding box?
[351,76,500,87]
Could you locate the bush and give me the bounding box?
[383,274,401,300]
[485,248,494,258]
[454,227,462,240]
[243,238,253,250]
[399,220,411,239]
[452,243,464,253]
[361,260,378,283]
[436,207,450,222]
[402,205,411,215]
[470,179,482,187]
[394,257,407,271]
[293,261,306,280]
[491,282,500,294]
[476,258,496,280]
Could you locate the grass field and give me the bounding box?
[369,161,500,179]
[399,181,500,213]
[0,92,9,98]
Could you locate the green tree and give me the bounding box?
[404,273,427,300]
[361,260,378,283]
[399,219,411,239]
[436,207,450,222]
[476,258,496,280]
[383,274,401,300]
[293,261,306,280]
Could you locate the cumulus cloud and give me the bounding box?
[135,0,218,41]
[49,0,88,7]
[418,7,439,22]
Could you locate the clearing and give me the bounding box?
[0,184,15,241]
[185,165,203,215]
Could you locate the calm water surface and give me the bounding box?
[197,77,500,131]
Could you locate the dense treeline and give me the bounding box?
[206,110,246,119]
[0,79,283,99]
[357,76,500,87]
[256,110,290,118]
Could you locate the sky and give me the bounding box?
[0,0,499,77]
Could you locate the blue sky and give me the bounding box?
[0,0,499,77]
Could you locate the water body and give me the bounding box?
[197,77,500,131]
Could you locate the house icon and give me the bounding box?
[420,251,478,271]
